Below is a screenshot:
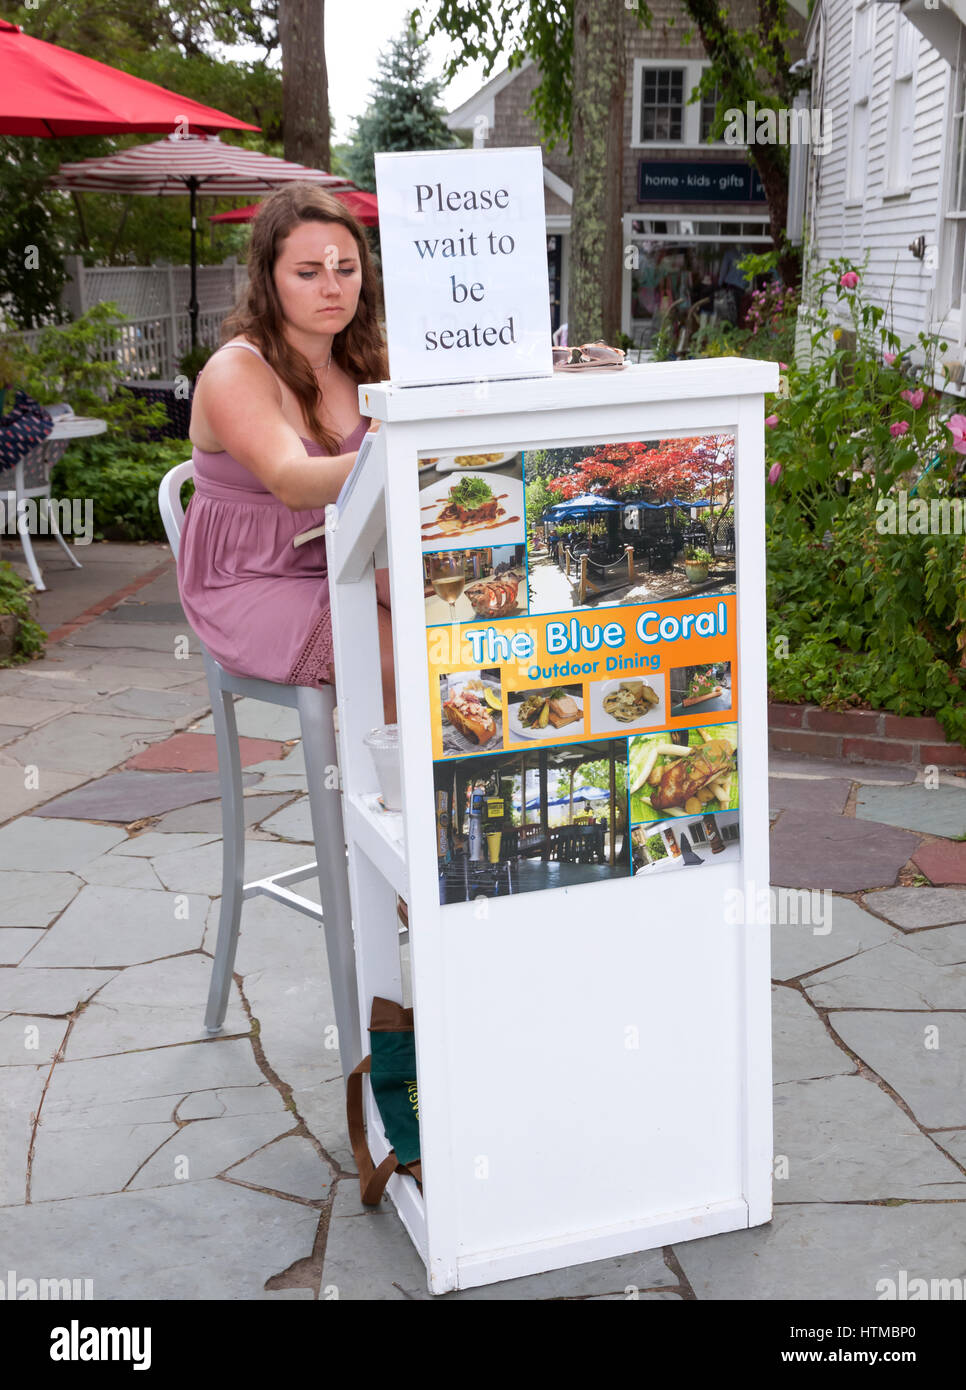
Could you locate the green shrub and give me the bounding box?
[765,255,966,744]
[0,561,46,665]
[51,437,194,542]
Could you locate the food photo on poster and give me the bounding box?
[432,740,631,904]
[438,669,504,755]
[423,545,526,627]
[419,449,525,549]
[668,662,733,717]
[628,724,739,825]
[588,672,667,734]
[505,684,585,742]
[525,433,735,616]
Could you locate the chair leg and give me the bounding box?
[43,495,83,568]
[15,501,45,592]
[204,658,246,1034]
[296,684,362,1080]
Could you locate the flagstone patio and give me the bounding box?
[1,549,965,1299]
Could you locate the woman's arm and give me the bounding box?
[195,350,359,511]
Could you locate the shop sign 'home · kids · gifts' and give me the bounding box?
[374,147,554,386]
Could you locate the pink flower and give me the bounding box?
[765,414,779,428]
[900,389,924,409]
[840,271,859,289]
[890,421,910,437]
[946,414,966,454]
[779,362,788,370]
[768,463,782,485]
[883,352,897,365]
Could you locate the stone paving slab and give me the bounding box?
[23,661,206,695]
[0,817,127,870]
[73,853,164,891]
[767,753,915,783]
[0,1065,49,1204]
[244,742,306,777]
[27,885,208,968]
[0,870,81,927]
[827,1011,966,1130]
[890,922,966,966]
[0,1179,319,1299]
[63,621,201,654]
[105,602,188,624]
[0,1014,68,1065]
[773,1074,966,1200]
[673,1202,966,1300]
[85,686,211,721]
[0,766,89,823]
[127,1113,299,1194]
[769,810,919,892]
[0,967,116,1015]
[770,894,896,981]
[152,791,293,834]
[863,886,966,929]
[125,731,285,773]
[803,935,966,1010]
[40,644,203,675]
[913,839,966,886]
[62,956,249,1059]
[855,783,966,838]
[111,831,219,858]
[771,985,854,1084]
[259,797,313,842]
[1,713,173,778]
[150,838,314,897]
[193,698,303,742]
[291,1080,354,1172]
[0,695,76,727]
[937,1131,966,1167]
[34,769,259,821]
[769,777,852,815]
[0,724,28,743]
[0,929,45,965]
[31,1116,178,1201]
[227,1134,332,1202]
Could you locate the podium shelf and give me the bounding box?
[344,792,408,898]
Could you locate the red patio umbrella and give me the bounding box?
[210,188,379,227]
[0,17,258,136]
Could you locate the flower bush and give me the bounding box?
[764,255,966,743]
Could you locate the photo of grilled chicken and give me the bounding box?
[650,739,735,811]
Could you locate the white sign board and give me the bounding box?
[374,147,554,387]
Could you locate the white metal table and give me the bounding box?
[0,413,106,591]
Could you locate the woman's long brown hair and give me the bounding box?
[221,181,388,454]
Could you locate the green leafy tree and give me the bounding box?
[344,13,461,194]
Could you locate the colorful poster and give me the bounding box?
[421,435,739,904]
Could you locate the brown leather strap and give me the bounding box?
[346,1053,422,1207]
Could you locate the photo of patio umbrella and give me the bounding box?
[0,17,258,136]
[210,188,379,228]
[50,135,354,347]
[542,492,625,521]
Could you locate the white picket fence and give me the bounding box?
[8,256,249,381]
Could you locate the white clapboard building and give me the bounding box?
[794,0,966,395]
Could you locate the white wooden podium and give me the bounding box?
[326,358,776,1294]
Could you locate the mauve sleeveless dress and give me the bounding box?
[177,342,370,687]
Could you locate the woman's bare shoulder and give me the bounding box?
[190,339,283,450]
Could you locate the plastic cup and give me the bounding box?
[364,724,402,811]
[486,831,502,863]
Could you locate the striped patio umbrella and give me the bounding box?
[50,133,354,347]
[210,187,378,227]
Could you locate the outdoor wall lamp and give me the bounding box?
[908,235,926,260]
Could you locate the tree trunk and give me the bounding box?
[569,0,625,344]
[750,142,801,291]
[279,0,331,171]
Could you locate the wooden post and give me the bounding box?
[609,746,617,866]
[520,753,528,825]
[539,750,549,860]
[625,544,635,583]
[568,765,575,823]
[579,553,588,604]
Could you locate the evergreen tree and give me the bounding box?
[344,14,460,194]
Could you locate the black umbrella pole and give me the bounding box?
[189,179,199,351]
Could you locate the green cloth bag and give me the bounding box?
[347,998,422,1205]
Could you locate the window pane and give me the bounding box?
[641,68,685,142]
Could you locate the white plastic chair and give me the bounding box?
[158,461,360,1077]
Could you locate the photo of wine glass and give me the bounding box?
[428,552,466,623]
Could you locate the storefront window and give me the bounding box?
[627,233,774,348]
